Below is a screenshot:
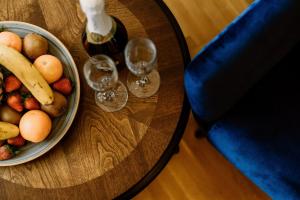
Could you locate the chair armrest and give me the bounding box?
[184,0,300,122]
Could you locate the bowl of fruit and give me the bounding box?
[0,21,80,166]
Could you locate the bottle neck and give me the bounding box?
[86,16,117,44]
[80,0,116,44]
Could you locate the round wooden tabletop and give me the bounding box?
[0,0,190,199]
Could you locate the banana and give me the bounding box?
[0,71,3,101]
[0,121,19,140]
[0,44,54,105]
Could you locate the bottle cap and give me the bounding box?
[79,0,112,36]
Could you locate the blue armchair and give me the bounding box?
[184,0,300,199]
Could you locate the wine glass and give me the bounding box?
[83,54,128,112]
[125,38,160,98]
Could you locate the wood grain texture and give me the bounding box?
[0,0,150,188]
[0,0,186,198]
[135,0,270,199]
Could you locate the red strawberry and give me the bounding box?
[0,145,14,160]
[20,85,30,94]
[5,75,22,93]
[0,140,5,147]
[7,93,23,112]
[52,78,72,96]
[7,135,26,147]
[24,96,40,110]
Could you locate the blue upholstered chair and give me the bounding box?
[184,0,300,199]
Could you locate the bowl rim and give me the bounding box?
[0,21,80,166]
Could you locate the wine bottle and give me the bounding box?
[80,0,128,69]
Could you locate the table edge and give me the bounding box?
[114,0,191,199]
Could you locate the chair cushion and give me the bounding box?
[208,43,300,200]
[184,0,300,122]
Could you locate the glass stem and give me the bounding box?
[136,75,149,87]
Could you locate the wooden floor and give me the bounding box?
[135,0,271,199]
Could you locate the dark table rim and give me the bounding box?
[114,0,191,199]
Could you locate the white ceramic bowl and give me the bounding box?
[0,21,80,166]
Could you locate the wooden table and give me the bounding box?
[0,0,190,199]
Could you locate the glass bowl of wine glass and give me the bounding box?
[125,38,160,98]
[83,54,128,112]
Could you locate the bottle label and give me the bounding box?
[86,19,117,44]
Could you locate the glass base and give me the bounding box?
[127,70,160,98]
[95,81,128,112]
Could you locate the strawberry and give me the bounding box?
[7,93,23,112]
[52,78,72,96]
[24,96,40,110]
[0,140,5,147]
[5,75,22,93]
[20,85,30,94]
[0,145,15,160]
[7,134,26,147]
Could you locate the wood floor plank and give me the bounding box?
[162,0,249,57]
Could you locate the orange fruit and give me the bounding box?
[19,110,52,143]
[0,31,22,52]
[34,54,63,84]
